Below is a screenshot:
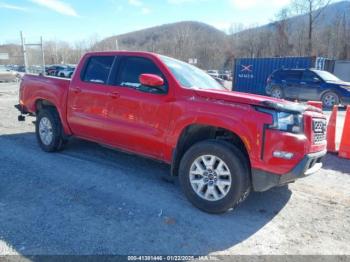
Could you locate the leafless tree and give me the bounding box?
[273,8,292,56]
[290,0,332,55]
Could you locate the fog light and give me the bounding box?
[273,151,294,160]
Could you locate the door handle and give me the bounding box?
[300,82,307,85]
[109,91,120,99]
[71,87,82,94]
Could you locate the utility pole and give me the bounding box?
[20,31,28,73]
[41,36,45,75]
[115,39,119,50]
[20,31,45,75]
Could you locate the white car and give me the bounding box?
[0,66,21,82]
[207,70,220,78]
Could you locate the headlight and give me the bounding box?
[258,108,303,133]
[340,86,350,91]
[270,112,303,133]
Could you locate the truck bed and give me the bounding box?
[20,74,70,113]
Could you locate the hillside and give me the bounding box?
[96,21,231,69]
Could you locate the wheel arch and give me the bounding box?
[320,89,342,101]
[34,98,71,136]
[35,98,57,112]
[171,124,251,178]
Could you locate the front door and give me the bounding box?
[299,70,322,101]
[105,55,173,159]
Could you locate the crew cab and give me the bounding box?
[16,51,327,213]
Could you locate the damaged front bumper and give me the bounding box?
[252,150,327,192]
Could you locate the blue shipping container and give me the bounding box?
[233,57,331,95]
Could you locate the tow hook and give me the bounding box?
[14,104,26,121]
[18,115,25,121]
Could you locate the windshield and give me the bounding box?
[160,55,225,90]
[313,70,341,82]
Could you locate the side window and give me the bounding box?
[82,56,114,84]
[276,71,287,79]
[302,71,318,82]
[114,57,167,93]
[285,71,302,81]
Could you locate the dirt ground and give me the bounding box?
[0,82,349,257]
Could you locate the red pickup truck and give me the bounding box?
[16,51,327,213]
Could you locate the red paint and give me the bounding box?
[19,51,327,177]
[139,74,164,87]
[307,101,323,110]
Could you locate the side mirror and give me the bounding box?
[313,77,321,83]
[139,74,164,87]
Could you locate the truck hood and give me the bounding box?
[194,89,322,114]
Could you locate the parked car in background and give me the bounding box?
[57,66,75,78]
[14,65,26,73]
[219,71,232,81]
[266,68,350,108]
[46,65,67,76]
[212,76,225,86]
[207,70,219,78]
[0,65,21,82]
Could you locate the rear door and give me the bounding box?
[106,55,173,159]
[67,55,117,143]
[282,70,302,99]
[299,70,322,100]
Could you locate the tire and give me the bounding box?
[271,86,284,99]
[321,91,340,108]
[179,140,250,214]
[36,108,65,152]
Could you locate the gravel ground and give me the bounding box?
[0,82,349,257]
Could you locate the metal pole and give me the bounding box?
[20,31,28,73]
[115,39,119,50]
[41,36,45,75]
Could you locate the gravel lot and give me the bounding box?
[0,82,349,256]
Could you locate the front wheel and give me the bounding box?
[179,140,250,214]
[322,92,340,108]
[271,86,283,99]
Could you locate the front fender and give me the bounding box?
[164,99,271,165]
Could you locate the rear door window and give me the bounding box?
[275,70,287,79]
[285,70,302,81]
[82,56,115,84]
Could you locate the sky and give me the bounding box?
[1,0,295,44]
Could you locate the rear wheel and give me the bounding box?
[271,86,283,99]
[36,108,65,152]
[322,92,339,108]
[179,140,250,214]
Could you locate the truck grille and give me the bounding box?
[313,119,327,144]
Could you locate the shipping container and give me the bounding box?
[233,57,334,95]
[333,60,350,82]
